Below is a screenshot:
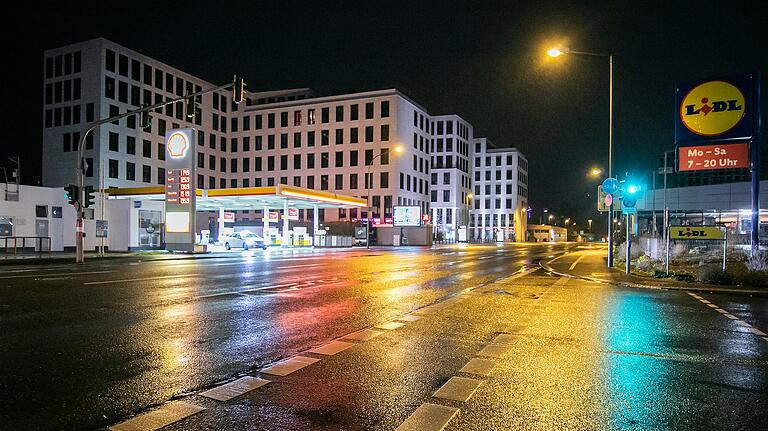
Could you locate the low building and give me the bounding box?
[527,224,567,243]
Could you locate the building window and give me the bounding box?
[308,109,316,125]
[335,105,344,122]
[365,102,374,119]
[126,162,135,181]
[365,126,374,143]
[381,124,389,141]
[294,110,302,126]
[381,101,390,118]
[321,107,329,123]
[335,174,343,190]
[108,159,119,178]
[350,104,359,120]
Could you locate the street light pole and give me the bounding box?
[548,47,614,267]
[365,146,402,249]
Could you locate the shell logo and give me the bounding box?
[680,80,745,136]
[167,132,189,158]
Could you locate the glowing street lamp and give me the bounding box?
[365,145,403,248]
[547,44,615,268]
[589,167,603,177]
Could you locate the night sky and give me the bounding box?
[2,1,765,232]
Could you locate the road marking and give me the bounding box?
[688,293,768,342]
[109,401,204,431]
[397,315,421,322]
[0,270,116,279]
[308,340,355,355]
[459,358,496,377]
[260,356,319,376]
[84,274,201,285]
[395,403,459,431]
[553,277,570,286]
[341,328,384,342]
[477,344,511,358]
[432,376,483,402]
[568,255,585,270]
[375,321,405,330]
[199,376,270,401]
[491,334,518,345]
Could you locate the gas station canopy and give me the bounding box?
[106,184,367,211]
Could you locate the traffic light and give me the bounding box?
[83,185,96,208]
[233,75,246,104]
[185,96,197,119]
[64,184,79,206]
[626,184,641,195]
[141,104,152,131]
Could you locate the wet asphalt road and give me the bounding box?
[0,243,566,430]
[1,243,767,430]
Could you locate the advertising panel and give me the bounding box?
[393,206,422,227]
[287,208,299,221]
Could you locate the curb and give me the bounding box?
[539,258,768,296]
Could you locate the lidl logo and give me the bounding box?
[680,80,745,137]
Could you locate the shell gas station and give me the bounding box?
[106,183,367,251]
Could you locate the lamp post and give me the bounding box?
[548,46,614,267]
[365,145,402,248]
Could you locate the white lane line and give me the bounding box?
[491,334,518,345]
[700,300,711,304]
[395,403,459,431]
[375,321,405,330]
[397,315,421,322]
[553,277,570,286]
[193,283,299,299]
[84,274,201,285]
[750,327,768,336]
[477,344,511,358]
[724,314,739,320]
[341,328,384,342]
[0,270,116,279]
[568,255,585,270]
[308,340,355,356]
[260,356,320,377]
[432,376,483,402]
[109,400,204,431]
[199,376,270,402]
[459,358,496,377]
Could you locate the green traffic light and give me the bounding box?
[627,184,639,194]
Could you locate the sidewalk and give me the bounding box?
[542,246,768,295]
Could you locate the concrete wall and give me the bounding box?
[376,226,433,246]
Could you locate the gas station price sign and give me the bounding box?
[166,169,193,205]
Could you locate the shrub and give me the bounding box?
[738,270,768,287]
[636,255,661,273]
[697,265,732,285]
[745,251,768,272]
[672,273,695,283]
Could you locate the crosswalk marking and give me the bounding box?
[199,376,270,402]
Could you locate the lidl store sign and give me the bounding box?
[675,75,754,144]
[669,226,725,240]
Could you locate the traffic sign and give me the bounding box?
[597,185,621,212]
[601,178,620,194]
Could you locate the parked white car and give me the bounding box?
[223,232,267,250]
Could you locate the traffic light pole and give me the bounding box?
[73,80,238,263]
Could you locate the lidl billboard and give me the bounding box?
[675,75,754,145]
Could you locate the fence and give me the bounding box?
[314,235,353,247]
[1,236,52,255]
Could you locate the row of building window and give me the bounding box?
[44,104,92,128]
[44,79,81,105]
[470,213,517,227]
[45,51,82,79]
[474,169,527,184]
[194,149,393,173]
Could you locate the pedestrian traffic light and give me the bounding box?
[185,95,197,119]
[141,105,152,131]
[83,185,95,208]
[233,75,246,104]
[64,184,79,206]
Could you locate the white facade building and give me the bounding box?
[40,38,529,241]
[429,115,474,241]
[470,138,528,241]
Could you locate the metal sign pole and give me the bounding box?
[723,228,727,272]
[665,223,671,276]
[625,213,631,274]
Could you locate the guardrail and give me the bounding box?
[1,236,52,255]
